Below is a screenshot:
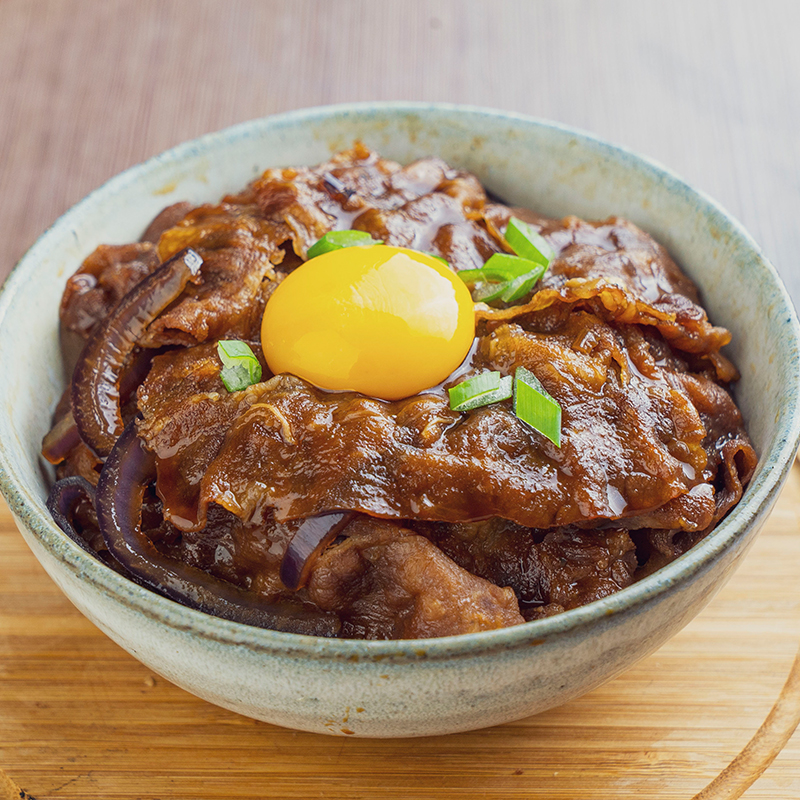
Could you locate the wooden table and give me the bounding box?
[2,1,799,797]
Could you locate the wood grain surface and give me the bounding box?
[2,1,799,797]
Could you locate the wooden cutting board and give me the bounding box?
[1,465,799,800]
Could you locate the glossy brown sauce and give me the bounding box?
[49,144,757,639]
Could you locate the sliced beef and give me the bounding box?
[178,311,710,531]
[49,145,757,640]
[419,518,638,620]
[307,517,525,638]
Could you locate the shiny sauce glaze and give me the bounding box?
[47,144,757,639]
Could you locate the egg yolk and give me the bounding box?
[261,245,475,401]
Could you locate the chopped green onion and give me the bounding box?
[458,256,534,286]
[457,220,553,306]
[307,230,382,259]
[505,217,554,267]
[449,371,513,412]
[513,366,561,447]
[463,375,512,410]
[459,253,544,303]
[471,281,511,303]
[500,265,547,302]
[447,367,563,446]
[217,340,262,392]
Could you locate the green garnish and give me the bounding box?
[457,251,547,305]
[307,230,382,259]
[217,340,262,392]
[499,266,547,302]
[505,217,554,266]
[448,366,563,447]
[514,366,561,447]
[448,371,513,412]
[458,254,535,285]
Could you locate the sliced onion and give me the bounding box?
[46,476,98,552]
[280,511,356,591]
[71,248,203,457]
[96,420,339,636]
[45,343,163,465]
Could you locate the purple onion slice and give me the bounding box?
[96,420,338,636]
[71,248,202,457]
[46,476,98,553]
[280,511,357,591]
[45,344,160,465]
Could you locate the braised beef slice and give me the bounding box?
[480,208,732,363]
[53,145,758,640]
[142,500,524,639]
[148,500,300,602]
[484,207,701,302]
[56,440,102,488]
[136,342,270,530]
[61,145,506,352]
[419,518,638,621]
[59,242,160,369]
[60,242,160,341]
[306,517,525,638]
[247,143,503,271]
[140,202,195,244]
[145,200,287,346]
[136,310,722,534]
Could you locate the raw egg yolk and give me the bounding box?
[261,245,475,401]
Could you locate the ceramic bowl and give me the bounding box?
[1,103,798,738]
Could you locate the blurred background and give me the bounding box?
[2,2,799,798]
[1,0,798,302]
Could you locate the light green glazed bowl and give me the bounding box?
[1,103,798,738]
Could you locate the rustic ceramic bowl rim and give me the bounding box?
[1,101,799,662]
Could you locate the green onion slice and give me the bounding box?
[458,255,534,286]
[513,366,561,447]
[500,265,547,302]
[217,340,262,392]
[457,220,553,305]
[307,230,382,259]
[449,371,513,412]
[458,252,544,304]
[505,217,554,266]
[471,281,510,303]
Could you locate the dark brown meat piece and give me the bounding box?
[59,144,503,351]
[140,201,194,244]
[147,507,525,639]
[146,202,286,346]
[419,518,638,620]
[178,312,709,532]
[52,145,757,640]
[484,206,703,304]
[246,142,504,271]
[306,517,525,638]
[480,207,732,367]
[60,242,160,342]
[59,242,160,369]
[148,500,300,603]
[136,341,270,530]
[138,310,737,539]
[55,440,102,487]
